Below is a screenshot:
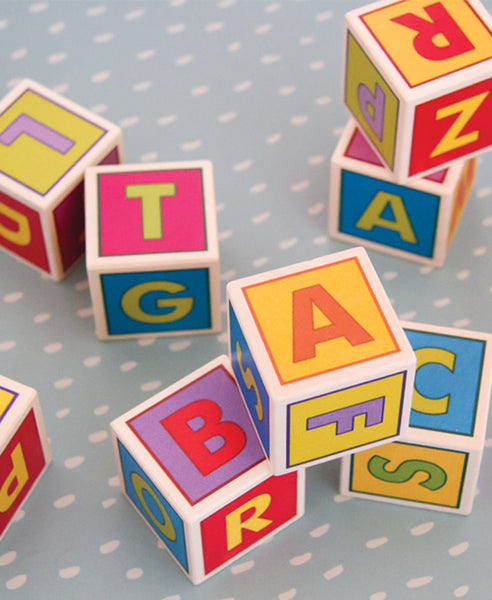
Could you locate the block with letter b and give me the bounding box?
[0,374,51,541]
[329,120,477,266]
[340,321,492,514]
[84,161,220,339]
[110,356,305,584]
[344,0,492,181]
[0,79,123,280]
[227,247,416,474]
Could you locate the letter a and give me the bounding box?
[0,443,29,513]
[356,191,417,244]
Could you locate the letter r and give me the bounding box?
[225,494,273,551]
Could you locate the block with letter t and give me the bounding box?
[0,374,51,541]
[329,120,477,266]
[340,321,492,514]
[343,0,492,181]
[227,247,416,474]
[84,160,220,340]
[0,79,123,280]
[110,355,305,584]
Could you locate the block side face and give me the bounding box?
[348,441,469,510]
[200,471,299,575]
[126,364,265,505]
[447,157,476,244]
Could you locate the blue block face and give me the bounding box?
[339,170,441,259]
[229,302,270,456]
[404,328,487,436]
[117,440,188,572]
[101,268,211,335]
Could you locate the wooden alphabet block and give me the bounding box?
[0,374,51,541]
[0,79,123,280]
[84,161,220,340]
[110,356,305,584]
[328,120,477,266]
[340,321,492,514]
[344,0,492,181]
[227,247,416,474]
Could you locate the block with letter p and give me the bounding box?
[0,79,123,280]
[344,0,492,181]
[0,374,51,541]
[227,247,416,474]
[84,161,220,339]
[341,321,492,514]
[110,356,305,584]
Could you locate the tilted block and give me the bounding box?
[328,120,476,266]
[110,356,305,584]
[341,321,492,514]
[227,247,416,474]
[0,374,51,541]
[0,79,123,280]
[344,0,492,181]
[84,161,220,340]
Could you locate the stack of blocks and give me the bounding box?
[329,0,492,266]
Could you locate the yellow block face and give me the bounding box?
[349,442,468,508]
[0,89,106,195]
[0,387,17,420]
[288,371,406,468]
[361,0,492,87]
[243,256,399,385]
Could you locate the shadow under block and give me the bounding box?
[227,247,416,475]
[328,120,476,267]
[0,79,123,280]
[84,160,220,340]
[340,321,492,515]
[0,374,51,542]
[343,0,492,182]
[110,356,305,585]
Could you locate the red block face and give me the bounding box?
[200,471,299,574]
[0,409,47,537]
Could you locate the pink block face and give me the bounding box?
[97,167,207,256]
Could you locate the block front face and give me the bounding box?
[101,268,212,335]
[0,409,47,537]
[348,442,469,509]
[0,87,107,196]
[288,371,407,468]
[97,167,207,256]
[200,472,298,575]
[127,364,265,505]
[360,0,492,88]
[117,440,188,572]
[242,256,400,385]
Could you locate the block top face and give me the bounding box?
[0,79,117,200]
[0,382,19,425]
[231,248,403,387]
[92,161,213,257]
[124,357,266,505]
[355,0,492,88]
[403,322,492,440]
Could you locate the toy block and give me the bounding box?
[328,120,477,266]
[0,374,51,541]
[227,247,416,475]
[340,321,492,514]
[110,355,305,584]
[0,79,123,280]
[84,160,221,340]
[343,0,492,182]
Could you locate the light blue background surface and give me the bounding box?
[0,1,491,599]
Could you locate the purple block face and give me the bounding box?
[127,364,266,505]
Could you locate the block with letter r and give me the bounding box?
[0,79,123,280]
[227,247,416,474]
[343,0,492,182]
[340,321,492,514]
[110,356,305,584]
[84,160,221,340]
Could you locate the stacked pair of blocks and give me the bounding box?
[329,0,492,266]
[111,246,418,583]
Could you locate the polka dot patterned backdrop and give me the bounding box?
[0,1,491,599]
